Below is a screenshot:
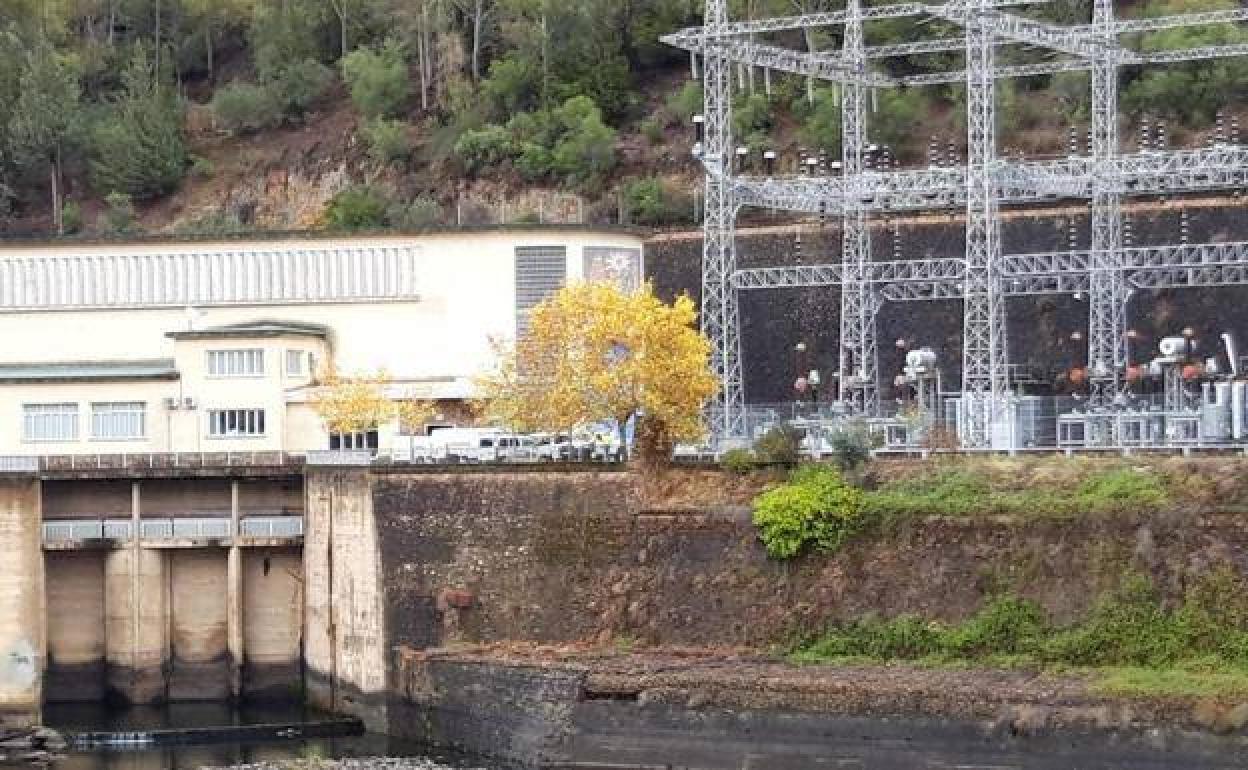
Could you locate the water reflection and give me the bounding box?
[43,703,482,770]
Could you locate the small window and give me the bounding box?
[207,408,266,438]
[23,403,78,442]
[91,402,146,440]
[286,350,307,377]
[207,349,265,377]
[329,431,379,450]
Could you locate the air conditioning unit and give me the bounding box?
[183,397,198,410]
[164,397,180,411]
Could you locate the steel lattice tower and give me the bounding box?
[699,0,745,440]
[838,0,879,415]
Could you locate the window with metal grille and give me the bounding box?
[207,408,266,438]
[91,402,146,440]
[23,403,79,442]
[207,349,265,377]
[515,246,566,336]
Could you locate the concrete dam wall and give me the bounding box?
[646,199,1248,400]
[0,470,307,727]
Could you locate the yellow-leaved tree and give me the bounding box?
[313,368,436,438]
[480,281,717,465]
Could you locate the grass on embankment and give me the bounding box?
[790,570,1248,698]
[860,462,1170,522]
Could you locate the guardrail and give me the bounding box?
[0,452,304,474]
[42,516,304,543]
[305,450,374,467]
[239,516,305,538]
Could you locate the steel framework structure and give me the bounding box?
[663,0,1248,446]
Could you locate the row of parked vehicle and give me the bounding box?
[392,427,627,464]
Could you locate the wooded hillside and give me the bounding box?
[0,0,1244,237]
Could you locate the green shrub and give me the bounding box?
[176,209,247,236]
[61,200,82,235]
[753,424,803,465]
[799,87,841,154]
[665,81,703,124]
[828,427,873,472]
[361,117,411,165]
[212,82,282,135]
[87,54,187,199]
[549,96,617,190]
[514,141,554,181]
[793,571,1248,681]
[720,448,757,475]
[454,125,513,173]
[341,41,410,118]
[752,466,865,559]
[189,155,215,179]
[481,56,540,118]
[622,177,693,226]
[99,191,135,234]
[323,185,390,231]
[387,196,442,229]
[794,614,943,662]
[941,595,1046,658]
[270,58,334,116]
[640,117,665,145]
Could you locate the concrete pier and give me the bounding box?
[105,547,169,704]
[0,478,43,726]
[44,551,106,702]
[304,467,388,732]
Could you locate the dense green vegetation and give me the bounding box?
[749,460,1170,559]
[861,464,1169,521]
[1,0,1246,234]
[791,571,1248,696]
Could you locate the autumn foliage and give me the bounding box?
[479,281,717,464]
[313,368,435,436]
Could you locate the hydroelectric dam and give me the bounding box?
[0,452,389,732]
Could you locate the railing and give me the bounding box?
[305,450,374,467]
[239,516,305,538]
[0,456,39,473]
[0,452,304,473]
[42,515,304,543]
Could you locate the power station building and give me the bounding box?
[0,228,645,456]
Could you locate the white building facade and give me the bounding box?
[0,228,645,455]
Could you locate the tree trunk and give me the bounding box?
[51,147,62,236]
[417,3,429,109]
[154,0,162,75]
[340,9,349,58]
[206,25,214,81]
[471,0,483,81]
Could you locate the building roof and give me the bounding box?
[0,359,180,384]
[166,320,331,341]
[0,224,649,249]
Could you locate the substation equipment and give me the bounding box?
[663,0,1248,451]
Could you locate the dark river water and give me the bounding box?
[42,703,487,770]
[40,702,1248,770]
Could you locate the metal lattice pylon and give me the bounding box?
[838,0,880,415]
[699,0,745,441]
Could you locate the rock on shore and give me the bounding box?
[0,726,68,765]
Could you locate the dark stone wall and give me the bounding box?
[372,465,1248,652]
[646,199,1248,401]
